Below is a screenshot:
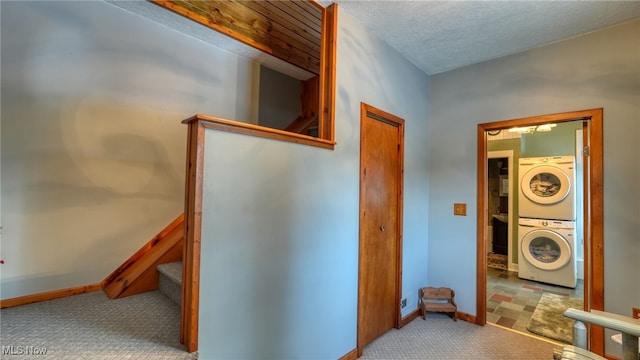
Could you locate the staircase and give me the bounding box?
[101,217,188,348]
[103,215,184,299]
[284,114,318,136]
[157,261,183,305]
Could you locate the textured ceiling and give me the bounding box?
[113,1,640,77]
[321,0,640,74]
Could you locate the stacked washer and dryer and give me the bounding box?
[518,156,578,288]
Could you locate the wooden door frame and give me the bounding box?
[357,103,405,356]
[476,108,604,354]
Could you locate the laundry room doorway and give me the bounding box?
[477,109,605,354]
[487,150,514,272]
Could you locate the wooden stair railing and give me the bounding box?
[284,114,318,135]
[103,214,184,299]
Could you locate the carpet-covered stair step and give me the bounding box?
[157,261,182,305]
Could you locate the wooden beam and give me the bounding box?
[183,114,334,149]
[318,3,337,142]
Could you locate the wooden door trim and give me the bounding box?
[357,103,405,356]
[476,108,604,354]
[586,109,604,355]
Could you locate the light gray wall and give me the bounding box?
[0,1,255,299]
[197,9,430,359]
[257,66,301,130]
[429,19,640,356]
[336,11,431,320]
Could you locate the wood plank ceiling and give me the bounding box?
[152,0,322,74]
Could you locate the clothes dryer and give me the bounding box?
[518,218,577,288]
[519,156,576,220]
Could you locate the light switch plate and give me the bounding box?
[454,203,467,216]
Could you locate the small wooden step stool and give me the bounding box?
[419,287,457,321]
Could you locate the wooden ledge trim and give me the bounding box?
[403,308,476,325]
[400,307,421,327]
[182,114,336,150]
[1,283,102,309]
[338,348,358,360]
[457,310,477,324]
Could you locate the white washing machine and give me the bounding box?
[518,217,577,288]
[519,156,576,220]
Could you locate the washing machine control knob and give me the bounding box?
[542,220,548,226]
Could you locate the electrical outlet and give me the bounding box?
[401,298,407,308]
[453,203,467,216]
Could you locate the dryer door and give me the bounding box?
[521,229,572,271]
[520,165,571,205]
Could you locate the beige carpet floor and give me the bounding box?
[361,313,560,359]
[0,291,194,360]
[1,290,561,359]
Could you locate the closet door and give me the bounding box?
[357,103,404,354]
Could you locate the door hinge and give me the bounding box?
[583,146,590,157]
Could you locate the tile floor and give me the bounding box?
[486,267,584,343]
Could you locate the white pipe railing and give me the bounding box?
[564,308,640,360]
